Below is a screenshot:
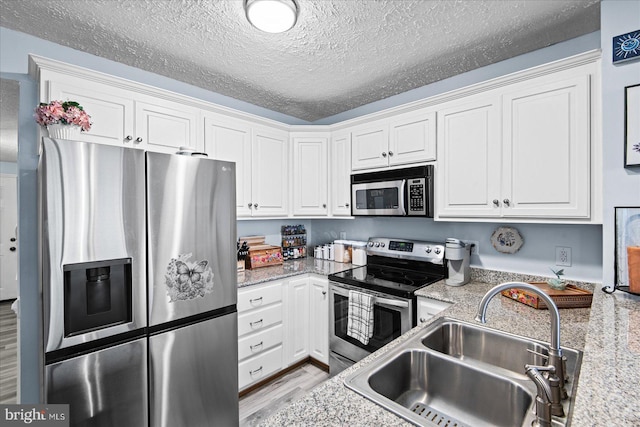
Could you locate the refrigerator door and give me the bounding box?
[40,137,146,353]
[45,338,147,427]
[147,152,237,326]
[149,313,239,427]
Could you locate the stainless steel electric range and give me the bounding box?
[327,237,446,375]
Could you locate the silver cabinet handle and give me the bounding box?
[249,319,263,328]
[254,203,258,208]
[503,198,510,206]
[249,296,263,305]
[420,317,427,323]
[134,137,143,143]
[388,151,394,156]
[250,341,263,352]
[248,203,252,208]
[322,291,327,296]
[322,203,327,208]
[125,135,133,141]
[345,202,350,207]
[249,366,263,376]
[493,199,500,207]
[382,152,387,157]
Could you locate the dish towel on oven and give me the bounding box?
[347,290,375,345]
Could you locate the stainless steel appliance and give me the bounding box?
[445,238,473,286]
[350,165,434,217]
[327,237,446,375]
[40,137,238,426]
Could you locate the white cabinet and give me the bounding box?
[308,276,329,364]
[282,274,330,367]
[330,131,352,216]
[204,117,288,218]
[436,93,502,218]
[237,281,284,391]
[292,134,329,216]
[44,76,200,153]
[351,108,436,171]
[285,276,310,365]
[436,69,593,221]
[251,126,289,217]
[416,297,451,325]
[501,74,590,218]
[203,115,252,216]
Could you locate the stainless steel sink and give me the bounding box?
[345,317,582,427]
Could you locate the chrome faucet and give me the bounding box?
[475,282,567,417]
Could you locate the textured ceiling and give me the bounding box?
[0,0,600,122]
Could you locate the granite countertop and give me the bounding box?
[256,266,640,426]
[237,257,354,288]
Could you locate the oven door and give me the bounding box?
[351,180,406,216]
[329,281,413,365]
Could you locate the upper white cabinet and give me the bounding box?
[252,126,289,217]
[205,116,289,218]
[436,64,595,221]
[330,131,352,216]
[351,108,436,171]
[436,92,502,218]
[203,114,253,217]
[291,134,329,216]
[42,74,200,153]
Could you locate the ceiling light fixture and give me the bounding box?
[244,0,298,33]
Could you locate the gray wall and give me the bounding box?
[600,0,640,287]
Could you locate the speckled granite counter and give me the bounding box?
[237,258,354,288]
[260,269,640,426]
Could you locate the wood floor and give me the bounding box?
[239,363,330,426]
[0,300,18,404]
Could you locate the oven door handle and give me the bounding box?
[374,296,409,309]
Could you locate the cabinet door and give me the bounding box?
[502,75,590,218]
[285,276,310,365]
[292,135,328,216]
[389,109,436,166]
[203,115,253,217]
[47,80,135,148]
[436,94,502,218]
[252,126,289,216]
[330,131,352,216]
[308,276,329,365]
[351,122,389,170]
[135,99,199,153]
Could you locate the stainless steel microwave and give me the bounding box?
[351,165,434,217]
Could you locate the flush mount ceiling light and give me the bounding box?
[244,0,298,33]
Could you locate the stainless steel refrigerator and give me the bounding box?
[40,137,239,426]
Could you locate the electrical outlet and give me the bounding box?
[339,231,347,240]
[556,246,572,267]
[463,240,479,255]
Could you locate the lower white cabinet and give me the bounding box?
[237,281,284,391]
[285,276,310,365]
[416,296,451,325]
[308,276,329,364]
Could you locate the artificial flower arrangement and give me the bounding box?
[34,100,92,132]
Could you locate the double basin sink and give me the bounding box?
[345,317,582,427]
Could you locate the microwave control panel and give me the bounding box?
[407,178,426,215]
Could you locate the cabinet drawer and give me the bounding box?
[238,324,283,361]
[238,345,283,390]
[238,303,282,337]
[238,282,282,313]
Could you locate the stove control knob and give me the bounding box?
[434,247,442,255]
[425,247,432,253]
[368,242,374,247]
[374,242,380,247]
[380,242,385,247]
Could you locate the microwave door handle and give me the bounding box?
[374,297,409,309]
[399,180,407,215]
